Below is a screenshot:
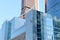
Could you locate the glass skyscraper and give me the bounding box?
[47,0,60,40]
[53,18,60,40]
[0,9,54,40]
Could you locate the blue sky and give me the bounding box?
[0,0,44,29]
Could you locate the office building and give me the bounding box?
[1,9,54,40]
[46,0,60,40]
[10,17,26,40]
[2,21,11,40]
[53,17,60,40]
[1,0,60,40]
[1,17,26,40]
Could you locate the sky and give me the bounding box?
[0,0,44,29]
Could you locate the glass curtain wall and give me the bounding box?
[53,19,60,40]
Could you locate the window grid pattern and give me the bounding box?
[53,20,60,40]
[37,11,41,40]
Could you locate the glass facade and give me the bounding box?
[1,9,55,40]
[53,19,60,40]
[2,21,11,40]
[47,0,60,18]
[10,17,25,33]
[26,10,42,40]
[41,14,54,40]
[1,18,25,40]
[31,10,54,40]
[47,0,60,40]
[26,10,37,40]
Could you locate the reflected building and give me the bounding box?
[46,0,60,40]
[47,0,60,18]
